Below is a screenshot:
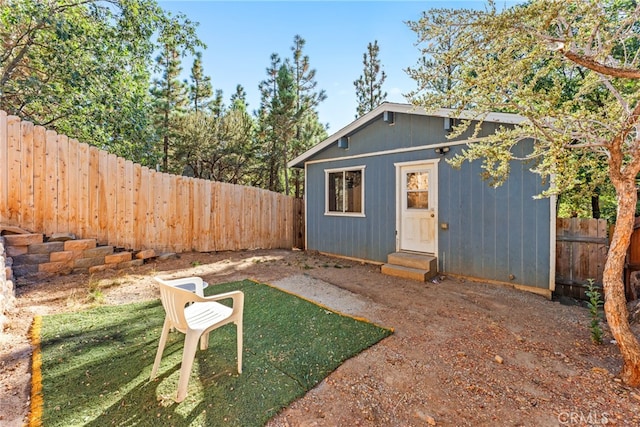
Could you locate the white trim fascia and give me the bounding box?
[304,137,484,167]
[288,102,526,168]
[393,158,441,168]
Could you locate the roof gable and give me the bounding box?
[288,102,525,168]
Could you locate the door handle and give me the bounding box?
[430,213,435,218]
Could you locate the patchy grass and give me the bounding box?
[33,280,392,426]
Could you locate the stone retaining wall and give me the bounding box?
[6,234,150,277]
[0,236,16,331]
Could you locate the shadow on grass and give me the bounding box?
[36,280,392,426]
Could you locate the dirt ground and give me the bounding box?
[2,249,640,426]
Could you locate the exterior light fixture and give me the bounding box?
[434,146,450,155]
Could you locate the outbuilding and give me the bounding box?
[288,102,555,298]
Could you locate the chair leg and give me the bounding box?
[150,317,171,379]
[200,332,209,351]
[236,321,243,374]
[176,331,201,402]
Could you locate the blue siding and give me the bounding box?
[304,112,551,290]
[437,139,550,289]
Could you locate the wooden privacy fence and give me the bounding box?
[0,111,304,252]
[555,217,608,299]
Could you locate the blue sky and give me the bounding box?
[158,1,516,133]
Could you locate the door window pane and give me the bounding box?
[407,172,429,209]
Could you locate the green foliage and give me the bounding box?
[354,40,387,117]
[0,0,200,166]
[406,1,640,195]
[188,51,213,113]
[256,36,327,195]
[585,279,604,345]
[172,108,256,183]
[1,2,324,195]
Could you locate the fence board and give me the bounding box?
[7,116,21,224]
[32,126,46,232]
[56,134,69,234]
[131,163,141,249]
[20,121,34,231]
[115,156,126,248]
[106,154,118,246]
[136,166,149,249]
[97,151,109,243]
[67,139,79,237]
[0,112,6,224]
[44,130,58,233]
[88,146,100,240]
[211,181,220,251]
[77,143,89,239]
[124,160,134,249]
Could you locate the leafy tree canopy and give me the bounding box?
[0,0,200,165]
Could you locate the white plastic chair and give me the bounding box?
[150,276,244,402]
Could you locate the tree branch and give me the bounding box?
[562,50,640,79]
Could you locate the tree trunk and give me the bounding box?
[591,193,600,219]
[603,178,640,386]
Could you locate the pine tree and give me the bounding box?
[230,84,248,111]
[150,35,189,173]
[257,37,327,195]
[188,51,213,113]
[354,40,387,118]
[257,54,284,192]
[289,35,327,197]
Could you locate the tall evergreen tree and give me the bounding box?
[257,53,284,192]
[354,40,387,117]
[150,28,189,173]
[256,37,327,195]
[230,84,248,110]
[188,51,213,113]
[289,35,327,197]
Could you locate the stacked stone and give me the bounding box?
[5,234,156,277]
[0,235,16,331]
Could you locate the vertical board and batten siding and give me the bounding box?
[438,139,551,289]
[0,112,301,252]
[304,112,551,291]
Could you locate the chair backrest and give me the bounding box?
[154,277,199,331]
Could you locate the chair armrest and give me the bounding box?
[194,290,244,310]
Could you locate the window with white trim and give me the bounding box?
[325,167,365,215]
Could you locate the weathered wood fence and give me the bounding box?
[0,111,304,252]
[555,217,608,299]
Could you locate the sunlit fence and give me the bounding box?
[0,111,303,252]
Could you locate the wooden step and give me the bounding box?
[381,264,436,282]
[387,252,437,271]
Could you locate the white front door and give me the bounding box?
[398,162,437,253]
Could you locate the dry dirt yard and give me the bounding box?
[2,249,640,426]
